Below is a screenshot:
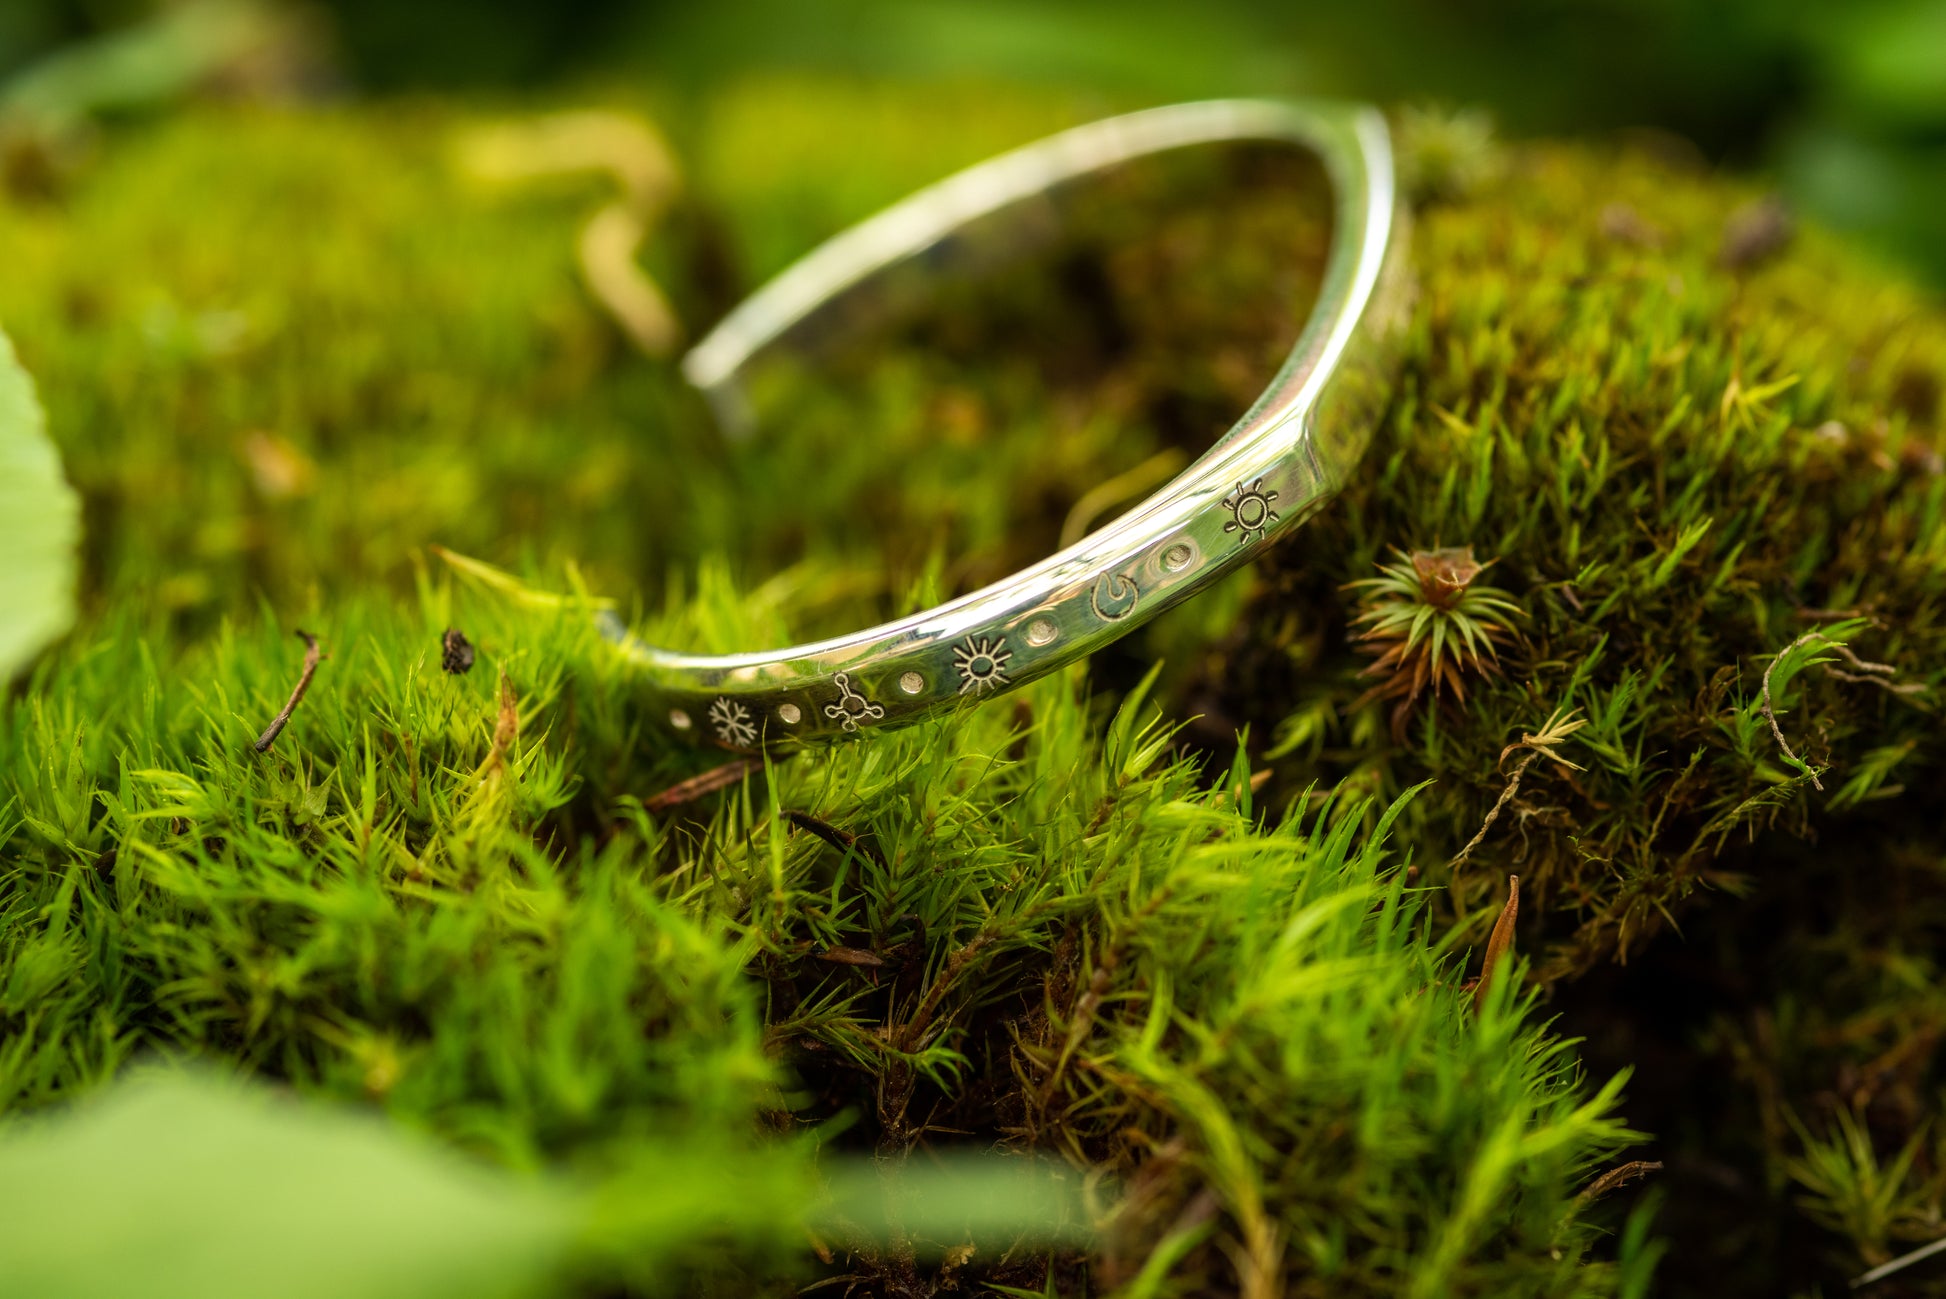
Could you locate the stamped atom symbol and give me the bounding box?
[951,635,1013,695]
[708,696,757,748]
[1222,478,1280,544]
[824,672,886,733]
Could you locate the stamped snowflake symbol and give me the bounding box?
[824,672,886,733]
[1222,477,1280,544]
[708,696,757,748]
[951,635,1013,696]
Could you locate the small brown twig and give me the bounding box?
[1824,669,1927,696]
[1760,633,1927,791]
[252,630,324,753]
[639,757,761,812]
[1452,755,1537,869]
[1761,631,1827,790]
[899,932,998,1052]
[1822,641,1929,701]
[1824,640,1898,677]
[1574,1160,1663,1209]
[1451,708,1586,869]
[1853,1232,1946,1290]
[817,946,888,969]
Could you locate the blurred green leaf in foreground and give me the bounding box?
[0,1068,1092,1298]
[0,1070,574,1299]
[0,325,79,681]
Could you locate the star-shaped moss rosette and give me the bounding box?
[1347,546,1522,738]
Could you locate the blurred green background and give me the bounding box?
[4,0,1944,287]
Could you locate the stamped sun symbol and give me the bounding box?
[1222,477,1280,544]
[951,635,1013,696]
[707,696,757,748]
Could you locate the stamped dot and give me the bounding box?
[1026,618,1059,647]
[899,671,925,695]
[669,709,692,730]
[1162,543,1194,572]
[777,703,801,725]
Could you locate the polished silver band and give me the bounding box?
[612,99,1409,750]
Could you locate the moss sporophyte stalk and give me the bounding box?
[0,80,1942,1298]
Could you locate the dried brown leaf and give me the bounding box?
[1475,875,1520,1013]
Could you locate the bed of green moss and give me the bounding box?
[1,75,1942,1297]
[1209,125,1946,1292]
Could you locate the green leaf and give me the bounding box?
[0,1072,575,1299]
[0,1069,1091,1297]
[0,326,80,681]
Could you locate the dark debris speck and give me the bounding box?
[441,627,475,675]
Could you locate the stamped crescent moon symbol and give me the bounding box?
[1091,572,1139,621]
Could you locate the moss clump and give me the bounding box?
[6,596,1653,1296]
[1224,133,1946,974]
[1205,130,1946,1289]
[0,75,1941,1295]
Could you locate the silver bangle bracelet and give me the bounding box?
[611,99,1410,751]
